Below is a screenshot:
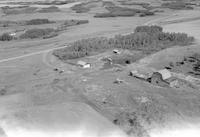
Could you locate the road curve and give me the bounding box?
[0,45,70,63]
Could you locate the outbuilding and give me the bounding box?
[129,70,149,80]
[113,49,120,54]
[149,69,172,87]
[157,69,172,80]
[77,60,91,68]
[150,72,169,87]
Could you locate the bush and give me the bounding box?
[57,20,89,31]
[43,33,58,39]
[2,7,38,15]
[20,28,55,39]
[0,33,13,41]
[119,1,150,6]
[94,6,137,17]
[38,6,60,13]
[161,2,194,10]
[94,13,117,18]
[139,11,154,17]
[53,26,194,60]
[63,20,88,26]
[0,21,17,27]
[26,19,55,25]
[134,25,163,33]
[34,0,71,5]
[0,88,6,95]
[102,1,115,7]
[71,3,90,13]
[111,54,143,66]
[94,6,154,18]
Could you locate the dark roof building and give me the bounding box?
[150,72,169,87]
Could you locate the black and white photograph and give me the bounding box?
[0,0,200,137]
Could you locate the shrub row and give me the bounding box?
[63,19,89,26]
[19,28,55,39]
[161,2,194,10]
[38,6,60,13]
[94,6,154,18]
[25,19,55,25]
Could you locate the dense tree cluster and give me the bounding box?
[63,20,89,26]
[53,25,194,60]
[134,25,163,33]
[0,33,14,41]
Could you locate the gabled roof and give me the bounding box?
[157,69,172,80]
[77,60,87,66]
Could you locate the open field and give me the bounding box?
[1,0,200,137]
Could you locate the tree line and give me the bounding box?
[53,25,194,60]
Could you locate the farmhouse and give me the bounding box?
[77,60,91,68]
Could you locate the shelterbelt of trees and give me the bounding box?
[53,25,194,60]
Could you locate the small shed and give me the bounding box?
[77,61,91,68]
[113,49,120,54]
[129,70,149,80]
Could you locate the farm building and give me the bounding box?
[147,69,172,87]
[113,49,121,54]
[77,60,91,68]
[150,72,170,87]
[129,70,149,80]
[129,69,172,87]
[157,69,172,80]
